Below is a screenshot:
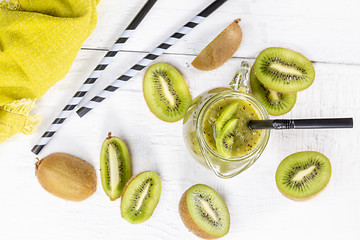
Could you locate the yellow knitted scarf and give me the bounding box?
[0,0,99,143]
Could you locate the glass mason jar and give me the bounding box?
[183,61,270,178]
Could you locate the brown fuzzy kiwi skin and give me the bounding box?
[192,19,242,71]
[277,180,330,202]
[179,189,219,239]
[35,153,97,201]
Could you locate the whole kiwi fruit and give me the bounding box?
[143,62,191,122]
[275,151,331,201]
[100,132,131,201]
[253,47,315,93]
[179,184,230,239]
[35,153,96,201]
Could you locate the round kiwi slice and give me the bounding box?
[250,66,296,116]
[275,151,331,201]
[100,132,131,201]
[215,102,239,137]
[179,184,230,239]
[121,171,162,224]
[253,47,315,93]
[143,62,192,122]
[215,118,238,158]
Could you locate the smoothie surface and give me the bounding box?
[202,97,263,158]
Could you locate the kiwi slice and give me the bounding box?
[121,171,162,224]
[215,102,239,137]
[275,151,331,201]
[192,19,242,71]
[250,66,296,116]
[179,184,230,239]
[215,118,238,158]
[207,87,231,94]
[100,132,131,201]
[253,47,315,93]
[35,153,96,201]
[143,62,192,122]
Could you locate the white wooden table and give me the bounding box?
[1,0,360,239]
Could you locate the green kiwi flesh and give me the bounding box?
[215,102,239,137]
[121,171,162,224]
[215,119,238,158]
[179,184,230,239]
[275,151,331,201]
[250,66,296,116]
[207,87,231,94]
[100,132,131,201]
[143,62,192,122]
[253,47,315,93]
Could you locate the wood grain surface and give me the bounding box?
[0,0,359,239]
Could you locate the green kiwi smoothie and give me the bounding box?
[202,97,263,158]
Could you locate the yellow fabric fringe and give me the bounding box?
[0,0,99,143]
[0,99,40,141]
[0,0,21,11]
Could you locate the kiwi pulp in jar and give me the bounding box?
[202,97,263,158]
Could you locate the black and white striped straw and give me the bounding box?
[76,0,228,118]
[31,0,157,155]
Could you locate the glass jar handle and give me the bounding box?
[229,61,250,93]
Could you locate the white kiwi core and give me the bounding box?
[135,182,151,211]
[108,143,120,192]
[292,165,316,181]
[270,62,303,77]
[158,75,176,107]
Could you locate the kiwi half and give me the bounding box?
[250,66,296,116]
[179,184,230,239]
[121,171,162,224]
[275,151,331,201]
[192,19,242,71]
[216,118,238,158]
[100,132,131,201]
[253,47,315,93]
[35,153,96,201]
[143,62,192,122]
